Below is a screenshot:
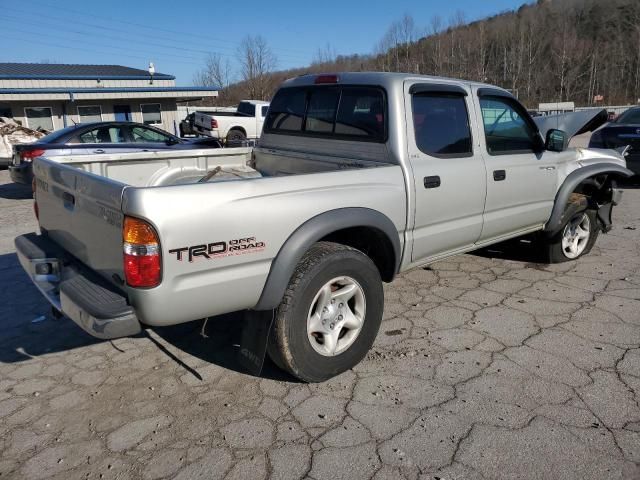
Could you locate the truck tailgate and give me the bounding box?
[194,112,211,130]
[33,157,126,284]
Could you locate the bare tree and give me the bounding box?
[312,43,338,65]
[193,53,233,89]
[194,0,640,109]
[429,15,443,75]
[237,35,277,100]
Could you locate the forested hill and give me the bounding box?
[213,0,640,108]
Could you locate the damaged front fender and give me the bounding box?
[544,162,632,235]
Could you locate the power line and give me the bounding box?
[25,0,312,57]
[1,15,210,63]
[0,26,207,67]
[4,5,311,63]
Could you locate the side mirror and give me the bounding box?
[165,137,180,146]
[545,129,568,152]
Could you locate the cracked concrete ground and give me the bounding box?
[1,169,639,479]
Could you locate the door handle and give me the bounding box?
[493,170,506,181]
[539,166,556,171]
[423,176,441,189]
[62,191,75,209]
[93,149,105,154]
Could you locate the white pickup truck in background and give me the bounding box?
[193,100,269,144]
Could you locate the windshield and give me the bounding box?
[616,108,640,124]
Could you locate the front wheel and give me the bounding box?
[543,209,599,263]
[267,242,384,382]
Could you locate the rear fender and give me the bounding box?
[254,208,401,311]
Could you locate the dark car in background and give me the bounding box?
[9,121,222,184]
[589,106,640,176]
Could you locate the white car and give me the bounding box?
[193,100,269,144]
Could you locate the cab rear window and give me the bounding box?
[265,86,386,142]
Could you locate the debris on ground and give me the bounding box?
[0,117,47,160]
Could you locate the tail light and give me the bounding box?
[123,217,161,288]
[315,74,339,84]
[210,118,218,129]
[21,148,46,162]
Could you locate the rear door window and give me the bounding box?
[237,102,256,117]
[72,126,126,144]
[412,94,472,157]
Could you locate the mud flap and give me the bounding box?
[597,203,614,233]
[237,310,274,376]
[597,186,623,233]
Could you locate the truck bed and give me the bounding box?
[31,143,404,325]
[45,147,255,187]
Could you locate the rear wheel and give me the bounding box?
[226,129,246,144]
[267,242,383,382]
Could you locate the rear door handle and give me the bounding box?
[493,170,506,181]
[423,176,441,189]
[62,191,75,209]
[93,149,105,154]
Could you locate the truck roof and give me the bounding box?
[281,71,507,94]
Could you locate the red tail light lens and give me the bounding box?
[123,217,161,288]
[315,74,339,84]
[124,253,160,288]
[21,149,46,162]
[210,118,218,129]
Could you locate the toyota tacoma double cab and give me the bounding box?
[16,72,631,382]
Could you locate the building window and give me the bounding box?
[77,105,102,124]
[141,104,162,125]
[24,107,53,131]
[0,105,12,119]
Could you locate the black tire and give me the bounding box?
[267,242,384,382]
[226,129,246,144]
[543,206,599,263]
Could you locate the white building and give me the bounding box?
[0,63,218,135]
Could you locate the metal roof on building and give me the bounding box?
[0,63,175,80]
[0,86,219,101]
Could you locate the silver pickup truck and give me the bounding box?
[16,72,632,382]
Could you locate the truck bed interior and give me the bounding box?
[46,140,395,188]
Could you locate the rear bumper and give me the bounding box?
[15,233,141,339]
[9,163,32,185]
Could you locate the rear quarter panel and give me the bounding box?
[122,166,407,326]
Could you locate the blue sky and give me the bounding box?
[2,0,528,85]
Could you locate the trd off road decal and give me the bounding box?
[169,237,266,262]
